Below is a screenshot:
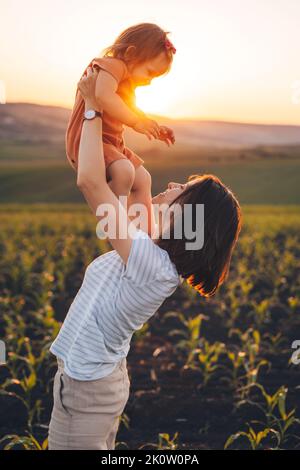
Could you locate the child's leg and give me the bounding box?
[107,159,135,197]
[128,165,156,237]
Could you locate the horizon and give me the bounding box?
[3,101,300,128]
[1,0,300,126]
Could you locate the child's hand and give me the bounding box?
[157,126,175,147]
[133,117,161,141]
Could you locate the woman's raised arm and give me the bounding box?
[76,67,138,264]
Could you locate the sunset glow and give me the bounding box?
[1,0,300,124]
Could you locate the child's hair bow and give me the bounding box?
[165,37,176,54]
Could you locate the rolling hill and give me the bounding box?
[1,102,300,151]
[0,102,300,204]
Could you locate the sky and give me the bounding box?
[1,0,300,124]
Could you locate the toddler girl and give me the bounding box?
[66,23,176,235]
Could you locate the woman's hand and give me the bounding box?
[77,66,102,111]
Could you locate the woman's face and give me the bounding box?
[152,179,198,206]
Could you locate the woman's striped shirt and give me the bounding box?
[50,229,182,380]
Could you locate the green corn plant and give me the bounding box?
[114,413,131,449]
[254,298,272,326]
[228,328,269,399]
[288,296,300,312]
[166,312,225,386]
[165,312,208,366]
[224,426,280,450]
[252,385,300,445]
[157,432,179,450]
[273,387,300,446]
[3,337,48,426]
[235,385,300,448]
[138,432,179,450]
[241,361,270,399]
[119,411,130,430]
[196,340,226,387]
[248,384,289,425]
[0,433,48,450]
[226,350,247,390]
[223,276,255,329]
[262,332,286,355]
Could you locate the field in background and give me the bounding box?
[1,144,300,204]
[1,103,300,204]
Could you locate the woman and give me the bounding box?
[48,68,242,450]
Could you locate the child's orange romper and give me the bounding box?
[66,56,144,177]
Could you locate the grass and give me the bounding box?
[0,156,300,204]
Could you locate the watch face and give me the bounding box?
[85,110,96,120]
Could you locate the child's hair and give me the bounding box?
[101,23,174,72]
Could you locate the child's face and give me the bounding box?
[128,52,171,86]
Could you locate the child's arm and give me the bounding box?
[95,70,138,126]
[131,91,175,147]
[95,70,161,140]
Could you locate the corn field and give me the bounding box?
[0,204,300,450]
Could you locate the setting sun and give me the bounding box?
[135,79,176,116]
[1,0,300,124]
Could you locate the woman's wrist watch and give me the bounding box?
[83,109,103,121]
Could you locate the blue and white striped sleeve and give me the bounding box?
[122,229,163,285]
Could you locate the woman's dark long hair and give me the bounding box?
[156,174,243,297]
